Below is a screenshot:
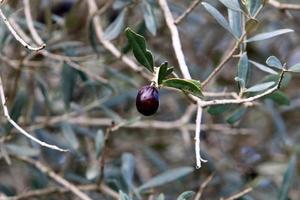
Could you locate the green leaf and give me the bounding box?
[119,191,132,200]
[226,106,247,124]
[61,123,79,150]
[177,191,195,200]
[228,9,243,38]
[237,52,249,89]
[266,56,283,69]
[246,29,294,43]
[249,60,277,74]
[156,194,165,200]
[247,0,263,16]
[263,73,292,89]
[278,155,297,200]
[138,167,194,191]
[6,144,39,157]
[245,81,275,93]
[61,62,77,109]
[157,62,173,85]
[207,104,231,116]
[5,91,28,132]
[121,153,135,190]
[140,0,157,36]
[219,0,242,11]
[95,129,104,157]
[125,27,154,72]
[162,78,203,98]
[202,2,235,37]
[289,63,300,73]
[104,9,127,40]
[265,91,290,106]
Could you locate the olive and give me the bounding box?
[136,85,159,116]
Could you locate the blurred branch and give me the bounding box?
[0,9,45,51]
[220,187,253,200]
[12,156,94,200]
[194,174,214,200]
[0,75,67,152]
[268,0,300,10]
[23,0,45,46]
[175,0,202,25]
[86,0,152,80]
[6,184,118,200]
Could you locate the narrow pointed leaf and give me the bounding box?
[177,191,195,200]
[245,81,275,93]
[141,0,157,36]
[249,60,277,74]
[207,104,231,116]
[237,52,249,89]
[266,56,283,69]
[219,0,241,11]
[162,78,203,98]
[104,9,127,40]
[202,2,235,36]
[125,28,154,72]
[278,155,297,200]
[226,107,247,124]
[158,62,173,85]
[289,63,300,73]
[246,29,294,43]
[265,91,290,106]
[138,167,193,191]
[228,9,243,38]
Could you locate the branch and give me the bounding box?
[268,0,300,10]
[13,156,93,200]
[195,103,207,169]
[0,75,67,152]
[23,0,45,46]
[201,70,286,107]
[0,9,45,51]
[175,0,202,25]
[202,33,247,88]
[86,0,151,81]
[158,0,192,79]
[221,187,253,200]
[194,174,214,200]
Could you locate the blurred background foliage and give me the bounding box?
[0,0,300,199]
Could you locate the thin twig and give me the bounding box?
[194,174,214,200]
[0,75,68,152]
[23,0,45,46]
[158,0,191,79]
[86,0,151,81]
[195,103,207,168]
[221,187,253,200]
[12,156,93,200]
[175,0,202,25]
[202,32,247,88]
[201,69,286,107]
[268,0,300,10]
[0,9,45,51]
[158,0,208,168]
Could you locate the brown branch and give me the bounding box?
[221,187,253,200]
[194,174,214,200]
[175,0,202,25]
[12,156,93,200]
[86,0,151,81]
[268,0,300,10]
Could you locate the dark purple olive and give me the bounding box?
[136,85,159,116]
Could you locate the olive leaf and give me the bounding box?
[125,27,154,72]
[162,78,203,98]
[157,62,173,85]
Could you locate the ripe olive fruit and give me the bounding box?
[136,85,159,116]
